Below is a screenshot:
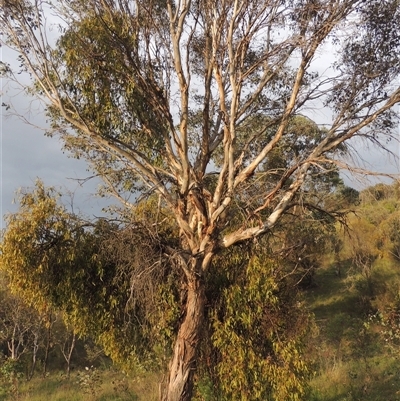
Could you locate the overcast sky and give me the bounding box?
[0,66,114,228]
[1,107,113,225]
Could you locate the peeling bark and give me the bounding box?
[163,272,206,401]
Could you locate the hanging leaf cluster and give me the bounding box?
[210,256,312,401]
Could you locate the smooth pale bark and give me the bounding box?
[60,331,76,378]
[8,323,26,360]
[28,330,40,380]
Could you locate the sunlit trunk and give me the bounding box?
[8,324,22,360]
[162,265,207,401]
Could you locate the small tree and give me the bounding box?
[58,327,76,378]
[0,288,35,362]
[0,276,54,380]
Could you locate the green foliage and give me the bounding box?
[0,358,24,400]
[211,256,311,401]
[0,358,24,380]
[278,215,338,286]
[0,182,181,371]
[76,366,103,398]
[380,211,400,261]
[330,185,360,211]
[1,181,93,313]
[345,182,400,287]
[50,9,167,171]
[371,285,400,351]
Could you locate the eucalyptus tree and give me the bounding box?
[1,0,400,399]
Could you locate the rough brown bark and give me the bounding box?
[163,274,206,401]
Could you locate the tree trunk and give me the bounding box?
[28,331,39,380]
[162,274,206,401]
[61,331,76,378]
[43,323,52,377]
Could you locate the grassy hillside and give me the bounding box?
[307,257,400,401]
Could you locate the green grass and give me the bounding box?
[309,355,400,401]
[0,369,160,401]
[306,257,400,401]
